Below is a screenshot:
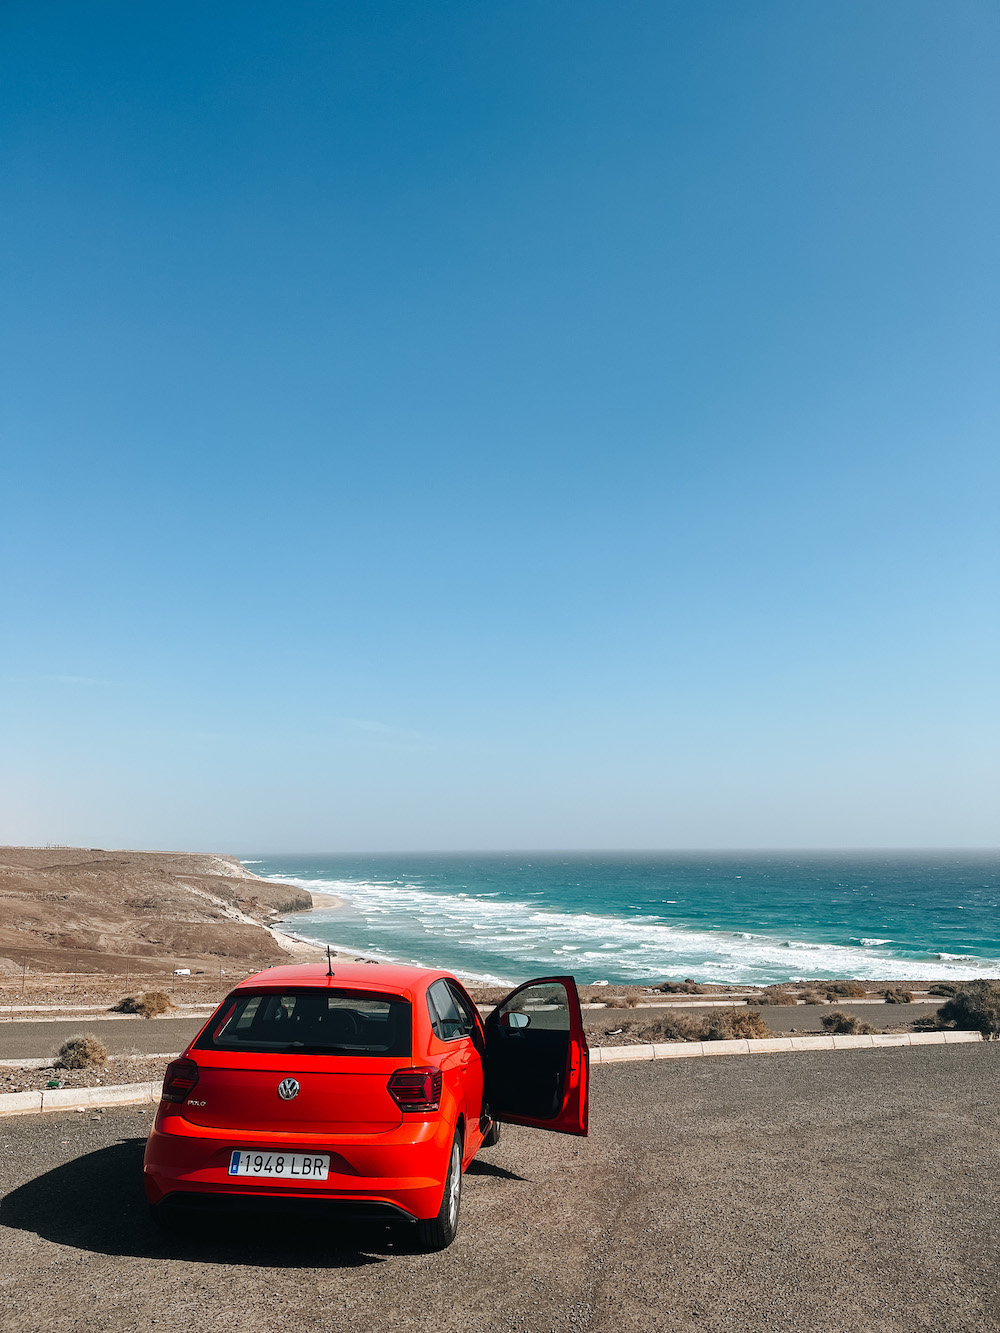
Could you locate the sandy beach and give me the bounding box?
[305,890,345,910]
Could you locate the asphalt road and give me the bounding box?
[0,1016,205,1060]
[0,1001,944,1062]
[2,1043,999,1332]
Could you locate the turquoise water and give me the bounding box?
[247,852,1000,987]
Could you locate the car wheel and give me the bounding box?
[414,1130,463,1251]
[480,1119,502,1148]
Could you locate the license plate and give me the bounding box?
[228,1150,330,1180]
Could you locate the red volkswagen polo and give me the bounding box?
[143,963,588,1249]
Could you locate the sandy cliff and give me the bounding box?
[0,847,314,975]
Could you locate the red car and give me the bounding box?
[144,963,589,1249]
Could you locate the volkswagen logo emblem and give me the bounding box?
[277,1078,299,1101]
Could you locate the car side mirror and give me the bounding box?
[500,1011,530,1030]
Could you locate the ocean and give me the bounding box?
[246,852,1000,988]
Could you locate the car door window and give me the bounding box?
[497,982,570,1032]
[446,982,480,1037]
[427,979,469,1041]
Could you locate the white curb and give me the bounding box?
[589,1029,983,1063]
[0,1081,160,1117]
[39,1081,160,1111]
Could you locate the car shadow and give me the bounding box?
[466,1158,528,1182]
[0,1139,392,1268]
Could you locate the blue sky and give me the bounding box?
[2,1,997,851]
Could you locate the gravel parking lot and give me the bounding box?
[1,1042,999,1332]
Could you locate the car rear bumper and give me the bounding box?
[143,1108,455,1220]
[155,1191,418,1223]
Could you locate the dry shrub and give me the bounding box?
[913,1014,946,1031]
[928,983,961,997]
[881,988,914,1004]
[57,1034,108,1069]
[936,980,1000,1039]
[111,990,176,1019]
[824,981,867,999]
[637,1013,707,1044]
[636,1008,771,1043]
[821,1010,876,1035]
[605,996,641,1008]
[703,1008,772,1041]
[747,986,797,1006]
[655,980,709,995]
[799,990,827,1004]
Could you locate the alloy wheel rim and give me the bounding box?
[447,1145,461,1225]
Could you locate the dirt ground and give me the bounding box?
[0,846,314,977]
[0,1055,171,1094]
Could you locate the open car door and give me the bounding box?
[484,976,588,1136]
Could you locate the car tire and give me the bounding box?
[413,1130,463,1251]
[480,1119,502,1148]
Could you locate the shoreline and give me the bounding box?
[305,890,345,910]
[269,889,387,967]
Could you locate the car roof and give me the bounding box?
[232,961,452,997]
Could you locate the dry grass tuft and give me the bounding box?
[57,1034,108,1069]
[823,981,868,999]
[821,1010,876,1035]
[636,1013,708,1043]
[798,990,827,1004]
[111,990,177,1019]
[913,1014,946,1031]
[881,988,914,1004]
[703,1008,772,1040]
[747,986,797,1006]
[635,1007,772,1043]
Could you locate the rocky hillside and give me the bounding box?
[0,847,314,975]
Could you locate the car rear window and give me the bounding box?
[195,989,412,1057]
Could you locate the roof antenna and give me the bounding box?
[326,944,335,977]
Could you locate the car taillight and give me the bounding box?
[161,1058,200,1103]
[387,1066,442,1112]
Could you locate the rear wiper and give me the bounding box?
[298,1044,381,1054]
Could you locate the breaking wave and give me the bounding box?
[264,872,1000,987]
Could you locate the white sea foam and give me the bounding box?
[263,873,1000,986]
